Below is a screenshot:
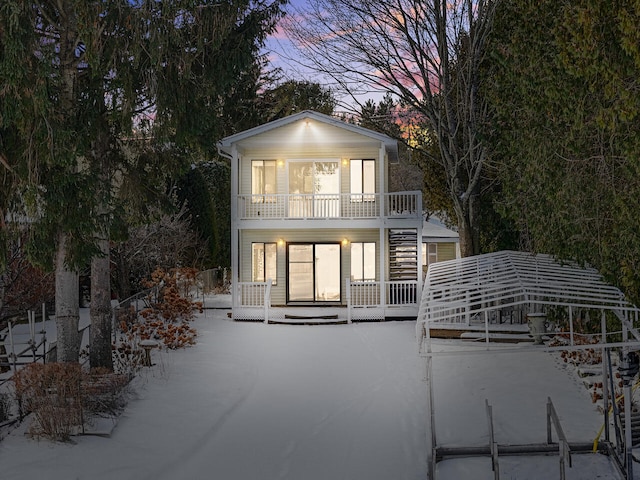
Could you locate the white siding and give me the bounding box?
[240,229,380,306]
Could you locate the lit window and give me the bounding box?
[351,242,376,281]
[252,160,276,203]
[252,243,277,284]
[350,159,375,202]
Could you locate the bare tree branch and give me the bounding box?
[283,0,497,255]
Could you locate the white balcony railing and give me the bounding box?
[238,192,421,220]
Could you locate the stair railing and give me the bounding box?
[547,396,572,480]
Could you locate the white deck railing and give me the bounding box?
[237,279,419,323]
[238,192,420,220]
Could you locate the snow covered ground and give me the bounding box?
[0,295,629,479]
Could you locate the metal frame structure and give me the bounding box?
[417,250,640,351]
[416,250,640,480]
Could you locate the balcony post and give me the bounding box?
[380,226,386,311]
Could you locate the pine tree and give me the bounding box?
[0,0,286,366]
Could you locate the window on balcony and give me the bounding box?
[251,160,276,203]
[252,242,277,284]
[288,161,339,217]
[350,159,375,202]
[351,242,376,281]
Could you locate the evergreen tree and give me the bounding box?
[484,0,640,302]
[0,0,285,366]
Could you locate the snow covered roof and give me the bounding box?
[422,217,459,242]
[417,250,639,352]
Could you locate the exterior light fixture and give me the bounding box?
[342,238,349,246]
[278,238,285,247]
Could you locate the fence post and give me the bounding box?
[264,280,272,324]
[346,279,352,324]
[8,321,16,372]
[28,311,36,362]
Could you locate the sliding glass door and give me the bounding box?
[287,243,341,302]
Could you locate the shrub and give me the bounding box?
[12,363,130,441]
[13,363,84,441]
[135,267,200,349]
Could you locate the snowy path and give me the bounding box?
[0,311,428,480]
[0,303,626,480]
[429,341,619,479]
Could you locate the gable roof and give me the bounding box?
[217,110,399,162]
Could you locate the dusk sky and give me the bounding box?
[262,1,387,111]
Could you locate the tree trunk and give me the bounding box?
[55,232,80,363]
[114,248,132,301]
[90,238,113,370]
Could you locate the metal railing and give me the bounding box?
[486,399,500,480]
[0,306,48,380]
[547,396,572,480]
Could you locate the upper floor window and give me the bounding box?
[288,160,340,217]
[350,159,375,202]
[252,160,276,203]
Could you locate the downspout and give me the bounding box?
[217,142,239,313]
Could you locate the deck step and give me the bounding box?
[284,314,339,320]
[460,332,537,343]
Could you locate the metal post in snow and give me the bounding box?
[465,290,470,325]
[484,310,490,346]
[569,306,574,346]
[624,379,633,479]
[425,354,437,480]
[601,310,610,443]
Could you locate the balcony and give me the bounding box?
[238,192,421,220]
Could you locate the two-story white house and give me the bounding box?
[217,110,423,323]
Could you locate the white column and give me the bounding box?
[230,146,240,310]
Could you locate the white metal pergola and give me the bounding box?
[416,250,640,480]
[417,250,640,353]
